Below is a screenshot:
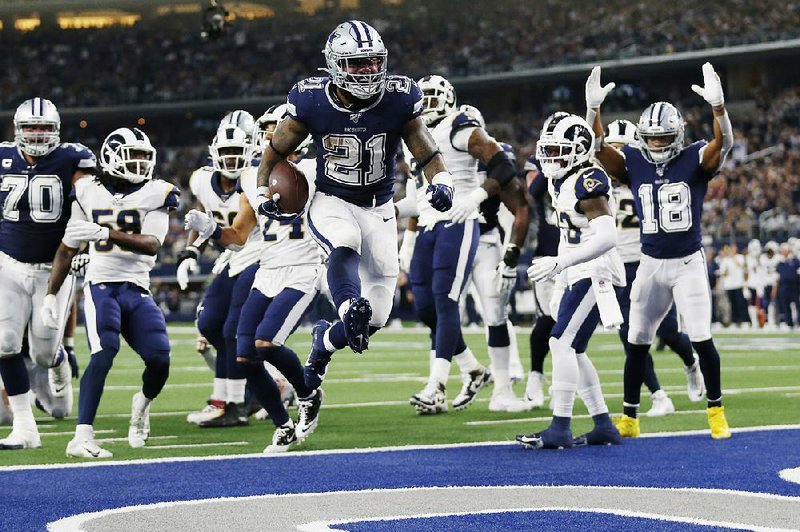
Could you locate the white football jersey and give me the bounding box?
[413,106,483,227]
[548,166,624,286]
[761,253,779,288]
[69,177,179,289]
[612,183,642,264]
[239,159,322,269]
[189,167,261,276]
[745,253,766,290]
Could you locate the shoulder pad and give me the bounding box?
[149,180,180,210]
[452,105,485,130]
[61,142,97,168]
[575,167,611,201]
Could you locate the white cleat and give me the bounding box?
[685,355,706,402]
[128,392,151,448]
[186,400,225,425]
[264,422,298,454]
[524,371,545,408]
[0,427,41,450]
[410,381,448,415]
[48,350,73,399]
[489,390,535,413]
[66,437,112,458]
[646,389,676,417]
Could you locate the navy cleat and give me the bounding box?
[516,425,573,450]
[343,297,372,353]
[573,421,622,446]
[304,320,332,390]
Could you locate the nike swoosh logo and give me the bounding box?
[382,217,392,222]
[88,449,100,457]
[683,259,693,264]
[444,222,455,228]
[55,384,67,393]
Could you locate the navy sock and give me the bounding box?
[225,337,243,381]
[551,415,571,430]
[624,343,650,418]
[78,348,116,425]
[433,295,461,361]
[661,330,695,367]
[328,247,362,310]
[256,345,311,398]
[142,355,170,400]
[214,338,228,379]
[530,315,555,373]
[487,324,509,348]
[240,362,289,427]
[592,412,613,427]
[0,355,30,396]
[692,339,722,405]
[644,353,661,394]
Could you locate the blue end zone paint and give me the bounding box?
[343,511,749,532]
[2,430,799,531]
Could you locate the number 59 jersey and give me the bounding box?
[66,177,179,289]
[239,161,322,269]
[621,141,712,260]
[189,167,261,276]
[548,166,624,286]
[287,75,423,208]
[0,142,96,263]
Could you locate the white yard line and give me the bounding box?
[139,441,249,450]
[40,429,116,437]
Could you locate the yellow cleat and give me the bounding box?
[707,406,732,439]
[614,415,640,438]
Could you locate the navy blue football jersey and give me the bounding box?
[287,75,423,207]
[622,141,712,259]
[526,156,559,257]
[0,142,96,263]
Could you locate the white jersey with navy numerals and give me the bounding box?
[613,182,642,264]
[69,178,179,289]
[189,167,261,276]
[239,162,322,269]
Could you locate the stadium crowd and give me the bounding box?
[1,0,799,108]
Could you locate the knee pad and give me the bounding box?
[487,324,510,348]
[365,284,394,327]
[0,330,22,356]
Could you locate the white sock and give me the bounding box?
[549,337,578,418]
[337,300,351,320]
[575,352,608,416]
[322,329,339,353]
[212,378,226,402]
[431,358,451,386]
[453,346,482,375]
[493,369,511,395]
[507,319,522,367]
[488,345,510,371]
[228,378,246,404]
[75,423,93,440]
[428,349,436,375]
[9,393,35,427]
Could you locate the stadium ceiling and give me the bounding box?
[0,0,298,16]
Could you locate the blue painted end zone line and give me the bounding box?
[0,428,798,531]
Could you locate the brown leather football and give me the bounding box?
[268,159,309,214]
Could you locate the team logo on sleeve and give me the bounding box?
[582,177,602,193]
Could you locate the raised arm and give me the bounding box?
[584,66,628,180]
[691,62,733,174]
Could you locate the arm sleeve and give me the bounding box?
[73,143,97,169]
[449,111,482,152]
[557,215,617,270]
[286,83,308,126]
[575,168,611,202]
[141,209,170,245]
[164,186,180,210]
[61,200,89,248]
[410,80,424,120]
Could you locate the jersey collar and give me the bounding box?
[324,80,385,114]
[211,171,237,201]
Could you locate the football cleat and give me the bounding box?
[489,390,535,413]
[685,355,706,402]
[516,425,573,450]
[343,297,372,354]
[198,402,249,428]
[304,320,332,390]
[707,406,732,440]
[614,415,641,438]
[573,415,622,446]
[452,367,492,410]
[0,427,42,450]
[186,399,226,425]
[410,381,448,415]
[646,389,676,417]
[48,348,72,398]
[128,392,151,448]
[296,388,324,439]
[66,437,112,458]
[264,421,298,453]
[524,371,546,408]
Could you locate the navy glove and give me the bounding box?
[426,172,455,212]
[257,193,303,222]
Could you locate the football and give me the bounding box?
[268,159,309,214]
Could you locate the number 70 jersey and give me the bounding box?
[621,141,712,260]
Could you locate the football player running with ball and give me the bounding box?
[586,63,733,439]
[45,127,179,458]
[255,21,456,390]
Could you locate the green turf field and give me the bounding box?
[2,325,800,466]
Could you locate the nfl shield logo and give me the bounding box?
[350,113,361,123]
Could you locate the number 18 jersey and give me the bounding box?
[621,142,712,260]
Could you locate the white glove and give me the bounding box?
[585,66,616,109]
[691,62,724,107]
[40,293,60,330]
[184,209,219,241]
[495,261,517,297]
[176,247,200,291]
[64,219,109,243]
[528,256,563,282]
[70,253,90,276]
[212,249,233,275]
[448,188,489,224]
[399,230,417,272]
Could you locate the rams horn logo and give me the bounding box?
[583,177,602,193]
